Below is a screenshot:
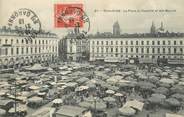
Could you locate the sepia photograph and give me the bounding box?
[0,0,184,117]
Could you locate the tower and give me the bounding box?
[159,21,164,31]
[74,22,80,34]
[113,21,120,36]
[150,21,156,34]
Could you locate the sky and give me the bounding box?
[0,0,184,37]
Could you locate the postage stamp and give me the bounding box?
[54,3,90,38]
[7,8,42,41]
[54,4,84,28]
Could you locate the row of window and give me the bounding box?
[92,40,184,46]
[91,54,184,59]
[0,38,57,45]
[92,47,183,54]
[0,47,57,56]
[69,46,86,53]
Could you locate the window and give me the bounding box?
[147,48,149,53]
[11,39,13,44]
[39,40,41,44]
[116,41,118,45]
[141,48,144,53]
[168,48,171,54]
[168,41,171,45]
[111,48,113,52]
[121,41,123,45]
[136,48,138,53]
[0,39,1,44]
[174,48,177,53]
[131,41,133,45]
[31,47,33,53]
[152,48,155,53]
[152,41,155,45]
[92,47,94,53]
[70,46,72,53]
[106,41,108,45]
[39,47,41,53]
[180,41,183,45]
[11,48,13,55]
[35,47,37,53]
[174,41,176,45]
[116,48,118,52]
[26,40,28,44]
[157,41,160,45]
[163,48,165,53]
[55,47,57,52]
[141,41,144,45]
[111,41,113,45]
[121,48,123,52]
[5,48,8,55]
[22,39,24,44]
[42,40,44,44]
[136,41,138,45]
[126,41,128,45]
[163,41,165,45]
[126,48,128,53]
[147,41,149,45]
[16,39,19,44]
[5,39,8,44]
[26,47,29,53]
[22,47,24,54]
[106,47,108,52]
[97,47,99,53]
[101,47,104,53]
[180,48,183,53]
[101,41,103,45]
[158,48,160,53]
[131,48,133,52]
[16,48,19,54]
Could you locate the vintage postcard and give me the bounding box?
[0,0,184,117]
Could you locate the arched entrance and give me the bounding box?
[4,59,9,69]
[9,58,15,68]
[0,59,3,69]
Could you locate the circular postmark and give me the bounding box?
[55,4,90,38]
[7,8,42,41]
[68,6,90,35]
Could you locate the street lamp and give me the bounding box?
[14,79,17,115]
[94,97,97,117]
[10,78,17,116]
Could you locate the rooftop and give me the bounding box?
[56,105,86,117]
[0,28,57,38]
[87,32,184,38]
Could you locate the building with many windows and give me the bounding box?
[60,33,89,62]
[0,29,59,68]
[89,37,184,64]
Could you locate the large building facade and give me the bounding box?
[60,34,89,62]
[0,29,59,68]
[89,37,184,64]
